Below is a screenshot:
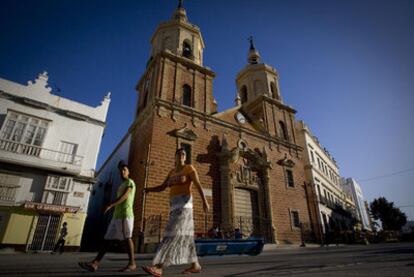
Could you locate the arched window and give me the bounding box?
[182,40,192,59]
[270,82,278,99]
[279,121,288,140]
[182,84,192,107]
[240,86,248,104]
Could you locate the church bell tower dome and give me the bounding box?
[149,0,205,66]
[236,38,282,105]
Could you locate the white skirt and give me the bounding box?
[152,195,198,266]
[104,217,134,240]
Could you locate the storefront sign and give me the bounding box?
[24,202,80,213]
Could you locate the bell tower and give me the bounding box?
[129,2,216,242]
[150,0,205,66]
[235,38,297,143]
[134,0,215,118]
[236,37,282,105]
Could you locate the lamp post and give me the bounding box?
[137,144,153,253]
[300,222,306,247]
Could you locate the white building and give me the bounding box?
[341,177,372,231]
[0,72,110,251]
[296,120,358,242]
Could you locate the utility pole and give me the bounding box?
[137,144,153,253]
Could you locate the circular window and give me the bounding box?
[237,139,248,151]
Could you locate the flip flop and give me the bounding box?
[78,261,97,272]
[182,267,201,274]
[142,266,162,277]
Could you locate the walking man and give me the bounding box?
[79,161,137,272]
[52,222,68,254]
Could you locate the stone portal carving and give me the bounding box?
[217,135,275,242]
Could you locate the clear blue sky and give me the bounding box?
[1,0,413,219]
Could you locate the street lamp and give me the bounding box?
[137,144,154,253]
[300,222,306,247]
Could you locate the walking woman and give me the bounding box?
[78,161,137,272]
[142,148,209,276]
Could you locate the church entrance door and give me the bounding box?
[234,188,260,238]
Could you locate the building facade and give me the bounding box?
[341,177,372,231]
[295,120,358,242]
[86,3,315,249]
[0,72,109,251]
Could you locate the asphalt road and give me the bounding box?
[0,242,413,276]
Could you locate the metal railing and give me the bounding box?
[0,139,83,166]
[233,216,273,243]
[140,213,274,245]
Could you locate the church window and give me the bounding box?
[237,139,248,151]
[286,169,295,187]
[240,86,248,104]
[180,143,192,164]
[278,121,288,140]
[182,40,193,59]
[182,84,192,107]
[290,210,300,228]
[270,82,278,99]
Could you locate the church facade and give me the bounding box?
[125,4,313,245]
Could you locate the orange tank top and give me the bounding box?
[168,165,195,198]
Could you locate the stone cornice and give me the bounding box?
[277,154,296,168]
[236,63,278,81]
[161,51,215,76]
[136,52,215,91]
[242,95,296,114]
[0,89,107,127]
[309,167,344,197]
[148,98,303,152]
[168,124,198,141]
[297,121,338,167]
[151,20,205,48]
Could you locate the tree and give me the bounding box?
[370,197,407,231]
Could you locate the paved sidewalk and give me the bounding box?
[0,242,330,277]
[2,243,412,276]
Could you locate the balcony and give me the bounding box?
[0,139,83,174]
[318,196,338,210]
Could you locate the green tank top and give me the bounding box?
[113,178,136,219]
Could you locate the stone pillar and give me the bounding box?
[216,135,237,234]
[260,168,277,243]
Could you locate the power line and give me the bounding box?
[357,167,414,183]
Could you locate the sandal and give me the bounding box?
[142,266,162,277]
[78,261,97,272]
[182,267,201,274]
[119,265,137,272]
